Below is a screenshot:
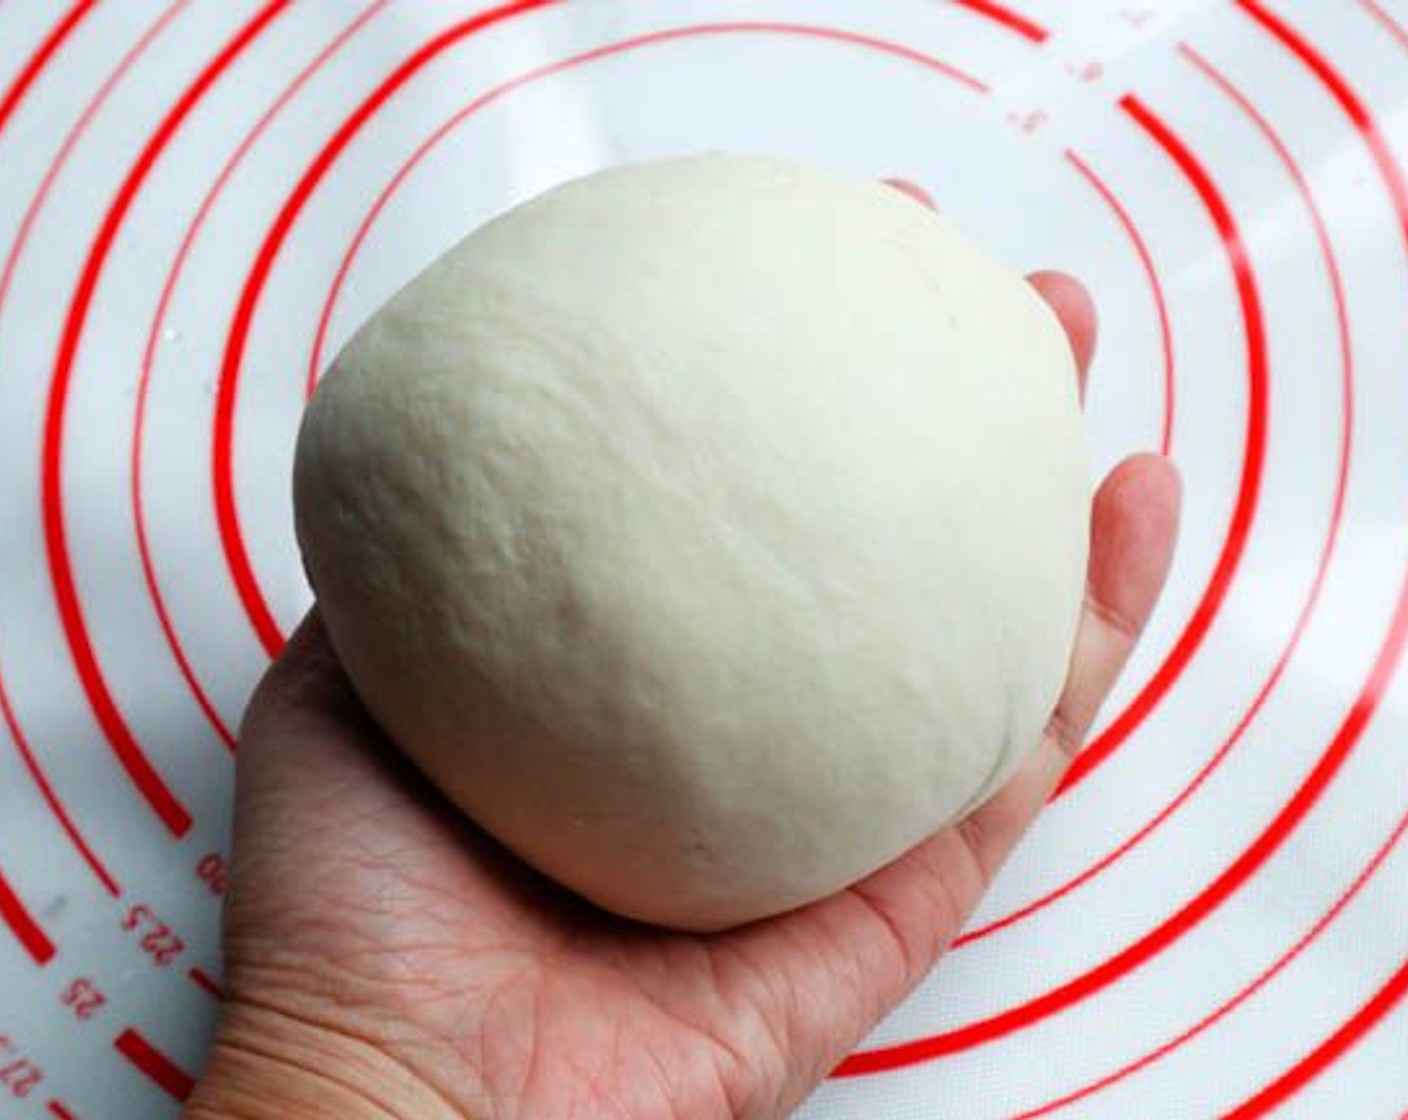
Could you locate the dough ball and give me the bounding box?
[293,154,1089,932]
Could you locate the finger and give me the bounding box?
[1046,452,1182,758]
[234,610,410,826]
[239,609,364,745]
[884,177,936,209]
[1028,270,1097,398]
[948,452,1181,884]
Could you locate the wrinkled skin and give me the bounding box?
[187,185,1181,1120]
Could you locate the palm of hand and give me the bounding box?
[210,271,1179,1120]
[226,634,977,1120]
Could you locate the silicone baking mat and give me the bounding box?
[2,1,1407,1116]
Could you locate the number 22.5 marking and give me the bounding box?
[120,904,186,967]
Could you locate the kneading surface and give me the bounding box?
[295,154,1089,931]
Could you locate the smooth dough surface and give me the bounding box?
[294,154,1090,932]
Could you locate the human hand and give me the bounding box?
[185,189,1181,1120]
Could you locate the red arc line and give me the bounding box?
[134,0,390,752]
[953,0,1048,43]
[0,665,119,895]
[1013,808,1408,1117]
[1063,150,1175,455]
[41,1,290,838]
[114,1028,194,1101]
[0,0,93,140]
[1223,960,1408,1118]
[1240,0,1408,246]
[0,2,184,902]
[1057,79,1274,793]
[1058,91,1271,791]
[0,864,55,964]
[1363,0,1408,52]
[0,2,185,330]
[1214,0,1408,1109]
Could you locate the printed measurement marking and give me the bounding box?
[59,978,106,1021]
[119,904,185,966]
[0,1036,44,1099]
[1006,107,1050,133]
[194,852,228,896]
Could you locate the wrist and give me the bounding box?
[184,1000,465,1120]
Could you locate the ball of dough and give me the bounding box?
[294,154,1089,932]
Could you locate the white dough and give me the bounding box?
[294,154,1090,932]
